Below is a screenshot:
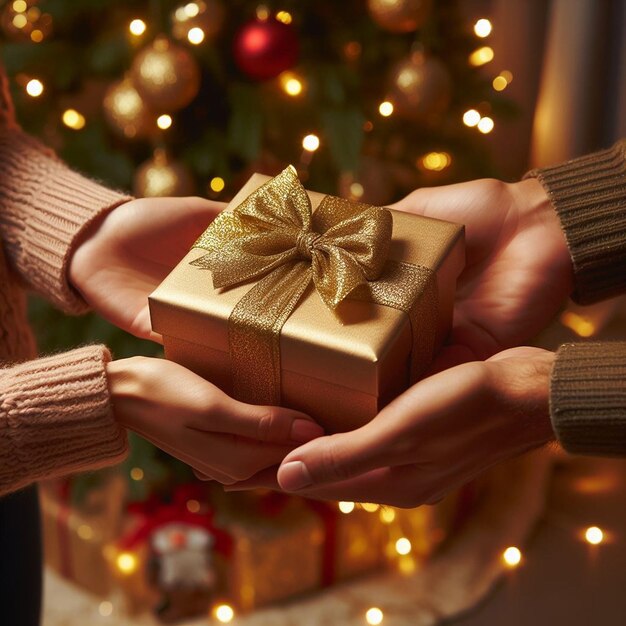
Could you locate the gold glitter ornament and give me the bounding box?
[388,53,452,121]
[103,77,154,139]
[130,36,201,112]
[367,0,432,33]
[171,0,225,42]
[133,149,196,197]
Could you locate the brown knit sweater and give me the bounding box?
[528,140,626,456]
[0,69,130,496]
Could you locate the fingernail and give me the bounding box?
[290,419,324,443]
[278,461,312,491]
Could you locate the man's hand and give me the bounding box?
[225,347,555,505]
[392,178,573,366]
[69,197,226,342]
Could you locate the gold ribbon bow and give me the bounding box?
[192,166,437,406]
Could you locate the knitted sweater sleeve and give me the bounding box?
[527,140,626,457]
[0,128,132,314]
[0,345,127,496]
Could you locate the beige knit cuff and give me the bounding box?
[550,342,626,457]
[0,345,128,496]
[525,140,626,305]
[0,130,132,314]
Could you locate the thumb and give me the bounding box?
[276,425,386,492]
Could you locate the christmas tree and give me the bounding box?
[1,0,512,498]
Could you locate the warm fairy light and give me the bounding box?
[379,508,396,524]
[187,27,205,44]
[213,604,235,623]
[398,555,416,574]
[25,79,44,97]
[276,10,293,24]
[502,546,522,567]
[463,109,481,127]
[363,120,374,132]
[280,71,304,96]
[421,151,451,171]
[338,501,355,514]
[585,526,604,545]
[395,537,412,555]
[469,46,494,66]
[477,116,494,134]
[129,19,147,36]
[378,101,394,117]
[361,503,380,513]
[256,5,270,21]
[30,29,44,42]
[500,70,513,83]
[210,177,226,193]
[12,13,27,28]
[62,109,86,130]
[185,2,200,18]
[13,0,27,12]
[98,601,113,617]
[77,524,93,540]
[130,467,144,481]
[186,499,201,513]
[492,76,508,91]
[302,134,320,152]
[474,18,492,38]
[116,552,138,574]
[350,183,364,198]
[560,311,596,337]
[365,607,384,625]
[157,114,173,130]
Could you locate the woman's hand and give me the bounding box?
[392,178,573,367]
[107,357,324,484]
[225,347,555,506]
[69,197,226,342]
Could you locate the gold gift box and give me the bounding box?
[150,174,464,432]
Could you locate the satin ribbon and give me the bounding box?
[191,166,437,405]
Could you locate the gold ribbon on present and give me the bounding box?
[191,166,438,406]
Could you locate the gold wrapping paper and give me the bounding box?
[150,173,464,432]
[40,476,126,596]
[220,499,324,610]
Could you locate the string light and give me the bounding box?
[492,76,507,91]
[378,101,394,117]
[116,552,138,574]
[25,79,44,97]
[350,183,364,199]
[210,177,225,193]
[474,18,492,38]
[477,116,494,134]
[560,311,596,337]
[129,19,146,36]
[276,10,293,24]
[130,467,144,481]
[469,46,494,66]
[187,27,205,44]
[395,538,412,555]
[213,604,235,623]
[185,2,200,18]
[13,0,27,12]
[502,546,522,567]
[379,508,396,524]
[361,503,380,513]
[338,501,355,514]
[585,526,604,545]
[62,109,86,130]
[186,499,201,513]
[77,524,93,540]
[463,109,481,127]
[279,71,304,96]
[421,151,451,171]
[365,607,384,625]
[98,601,113,617]
[302,134,320,152]
[31,29,44,42]
[256,4,270,21]
[12,13,27,28]
[500,70,513,83]
[157,114,173,130]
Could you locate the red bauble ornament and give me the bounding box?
[233,18,299,81]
